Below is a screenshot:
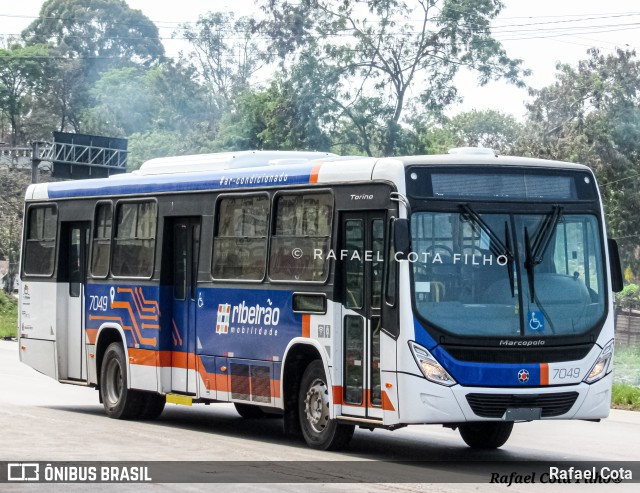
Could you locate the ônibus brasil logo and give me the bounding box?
[517,369,530,383]
[216,300,281,337]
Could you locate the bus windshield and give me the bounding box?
[410,211,606,337]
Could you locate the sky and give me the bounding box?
[1,0,640,120]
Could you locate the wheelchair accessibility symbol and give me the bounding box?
[527,310,544,332]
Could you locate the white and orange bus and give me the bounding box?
[19,149,622,450]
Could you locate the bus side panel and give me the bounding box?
[86,283,161,393]
[19,281,58,381]
[19,338,57,380]
[380,331,400,425]
[19,281,58,342]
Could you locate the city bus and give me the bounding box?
[18,149,623,450]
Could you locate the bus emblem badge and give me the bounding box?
[216,304,231,334]
[517,369,530,383]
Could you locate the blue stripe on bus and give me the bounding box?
[47,163,317,198]
[85,283,303,361]
[413,318,543,387]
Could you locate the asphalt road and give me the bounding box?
[1,339,639,492]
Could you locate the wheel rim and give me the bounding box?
[105,358,123,406]
[304,378,330,434]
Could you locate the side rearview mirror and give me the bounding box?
[393,218,411,259]
[608,238,623,293]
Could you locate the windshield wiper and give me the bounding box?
[524,205,563,302]
[460,204,515,297]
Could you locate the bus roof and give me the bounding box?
[27,151,592,201]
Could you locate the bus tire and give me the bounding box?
[298,360,354,450]
[139,393,166,420]
[458,421,514,449]
[234,403,267,419]
[99,342,143,420]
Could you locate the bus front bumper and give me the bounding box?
[394,371,612,425]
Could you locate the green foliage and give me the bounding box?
[448,110,524,155]
[0,290,17,338]
[611,383,640,410]
[613,345,640,387]
[211,77,331,152]
[616,284,640,309]
[83,62,210,139]
[179,12,262,110]
[522,49,640,272]
[0,43,50,144]
[127,131,194,171]
[20,0,164,136]
[260,0,529,156]
[22,0,164,67]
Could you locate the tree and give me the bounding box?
[522,48,640,273]
[448,109,523,155]
[82,62,210,138]
[22,0,164,67]
[22,0,165,133]
[260,0,529,156]
[0,43,50,145]
[179,12,265,118]
[127,131,192,171]
[211,76,331,152]
[0,168,30,293]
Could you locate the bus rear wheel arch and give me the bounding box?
[298,360,354,450]
[98,341,165,421]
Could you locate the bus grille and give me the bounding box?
[441,344,592,364]
[465,392,579,418]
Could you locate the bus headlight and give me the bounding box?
[584,340,614,384]
[409,342,456,387]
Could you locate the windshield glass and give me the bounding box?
[411,211,605,337]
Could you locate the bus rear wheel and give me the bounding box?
[458,422,514,449]
[298,360,354,450]
[100,342,143,420]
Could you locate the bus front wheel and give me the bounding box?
[100,342,143,419]
[298,360,354,450]
[458,421,514,449]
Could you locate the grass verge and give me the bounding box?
[611,383,640,411]
[0,290,18,338]
[613,344,640,387]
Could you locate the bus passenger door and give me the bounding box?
[170,218,201,394]
[62,222,90,381]
[341,212,386,420]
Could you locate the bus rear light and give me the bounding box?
[409,342,456,387]
[584,340,614,384]
[21,346,26,351]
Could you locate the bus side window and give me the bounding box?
[269,192,333,282]
[91,202,112,278]
[111,201,157,278]
[23,205,58,276]
[212,194,269,281]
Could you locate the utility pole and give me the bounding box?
[31,141,41,184]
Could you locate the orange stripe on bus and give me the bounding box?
[332,385,344,405]
[309,164,322,184]
[381,390,395,411]
[85,328,98,345]
[302,315,310,338]
[540,363,549,385]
